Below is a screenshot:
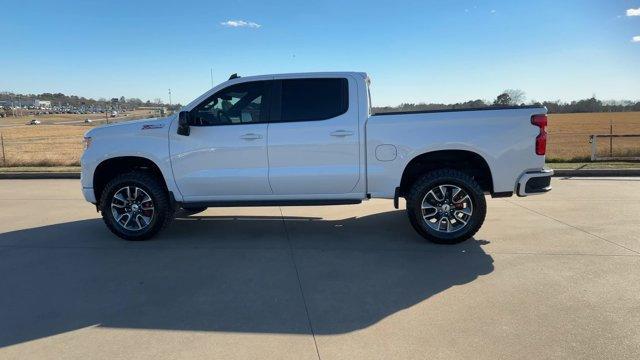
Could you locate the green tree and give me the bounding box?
[494,93,511,106]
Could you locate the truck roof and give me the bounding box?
[184,72,368,111]
[226,71,368,82]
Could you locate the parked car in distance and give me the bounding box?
[84,119,93,123]
[81,72,552,244]
[110,111,118,117]
[28,119,41,125]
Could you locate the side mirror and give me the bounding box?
[177,111,190,136]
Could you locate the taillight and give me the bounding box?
[531,114,547,155]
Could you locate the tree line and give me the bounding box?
[0,92,180,109]
[373,90,640,114]
[2,89,639,114]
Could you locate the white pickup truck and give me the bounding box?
[81,72,552,244]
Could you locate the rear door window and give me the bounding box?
[276,78,348,122]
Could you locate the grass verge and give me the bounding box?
[0,166,81,173]
[546,162,640,170]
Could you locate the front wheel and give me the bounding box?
[406,169,486,244]
[99,172,173,241]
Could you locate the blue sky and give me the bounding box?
[1,0,639,106]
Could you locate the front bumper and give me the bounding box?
[517,169,553,197]
[82,187,96,204]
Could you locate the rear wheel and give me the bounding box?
[99,172,172,241]
[406,169,486,244]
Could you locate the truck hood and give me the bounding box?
[84,116,174,138]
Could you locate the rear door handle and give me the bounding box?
[330,130,354,137]
[240,133,263,140]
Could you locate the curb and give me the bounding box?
[0,172,80,179]
[553,169,640,177]
[0,169,639,180]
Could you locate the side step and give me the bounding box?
[180,199,363,208]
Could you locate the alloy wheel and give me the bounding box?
[420,184,473,233]
[110,186,155,231]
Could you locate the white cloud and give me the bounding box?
[633,36,640,43]
[490,9,497,14]
[220,20,261,28]
[627,8,640,16]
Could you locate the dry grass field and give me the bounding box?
[547,112,640,161]
[1,111,639,167]
[0,125,87,166]
[0,109,158,166]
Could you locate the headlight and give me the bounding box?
[83,136,92,150]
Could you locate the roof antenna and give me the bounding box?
[228,73,239,80]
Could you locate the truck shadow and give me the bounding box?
[0,210,493,347]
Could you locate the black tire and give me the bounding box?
[177,206,208,217]
[406,169,486,244]
[99,171,173,241]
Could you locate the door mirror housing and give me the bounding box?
[177,111,190,136]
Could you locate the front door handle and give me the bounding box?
[330,130,354,137]
[240,133,263,140]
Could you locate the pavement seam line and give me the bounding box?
[504,199,640,255]
[279,207,322,360]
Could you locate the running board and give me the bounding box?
[180,199,363,208]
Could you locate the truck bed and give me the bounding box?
[373,105,543,116]
[365,106,547,198]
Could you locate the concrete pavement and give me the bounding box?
[0,178,638,359]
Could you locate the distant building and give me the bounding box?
[35,100,51,108]
[0,99,51,108]
[13,99,36,107]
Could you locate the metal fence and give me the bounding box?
[589,134,640,161]
[546,133,640,162]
